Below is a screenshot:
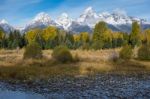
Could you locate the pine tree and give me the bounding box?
[142,29,150,44]
[130,21,141,47]
[0,29,4,48]
[92,21,108,49]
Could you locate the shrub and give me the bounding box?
[119,45,133,60]
[138,44,150,60]
[81,43,90,50]
[73,53,80,62]
[109,51,119,62]
[52,45,73,63]
[92,40,104,50]
[24,42,42,59]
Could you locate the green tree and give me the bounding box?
[92,21,109,49]
[0,29,4,40]
[142,29,150,44]
[8,30,24,49]
[52,45,73,63]
[103,29,112,48]
[80,32,89,43]
[138,43,150,60]
[65,33,74,49]
[0,29,4,48]
[130,21,141,47]
[25,28,43,44]
[42,26,57,41]
[119,44,133,60]
[24,42,43,59]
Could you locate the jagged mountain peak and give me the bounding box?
[77,7,99,27]
[60,13,69,18]
[24,12,57,31]
[0,19,8,24]
[82,6,98,17]
[32,12,51,23]
[22,6,150,33]
[56,13,72,30]
[84,6,94,14]
[0,19,14,33]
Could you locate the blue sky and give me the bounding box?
[0,0,150,27]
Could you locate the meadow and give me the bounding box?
[0,49,150,83]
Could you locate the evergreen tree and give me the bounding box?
[65,33,74,49]
[92,21,108,49]
[80,32,89,43]
[73,34,81,49]
[0,29,4,48]
[130,21,141,47]
[7,30,24,49]
[142,29,150,44]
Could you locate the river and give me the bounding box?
[0,74,150,99]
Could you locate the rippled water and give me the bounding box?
[0,74,150,99]
[0,89,46,99]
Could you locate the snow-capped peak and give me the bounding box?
[25,12,58,30]
[0,19,8,24]
[84,6,94,14]
[0,19,14,33]
[77,6,99,27]
[22,6,150,33]
[60,13,69,18]
[32,12,51,23]
[56,13,72,30]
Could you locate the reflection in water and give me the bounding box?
[0,90,45,99]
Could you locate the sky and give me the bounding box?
[0,0,150,27]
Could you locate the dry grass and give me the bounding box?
[71,49,120,62]
[0,48,150,82]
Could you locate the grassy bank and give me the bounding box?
[0,49,150,82]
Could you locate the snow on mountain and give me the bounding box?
[22,7,150,33]
[69,21,92,33]
[55,13,73,30]
[0,19,8,24]
[24,12,57,31]
[98,11,132,25]
[31,12,53,25]
[0,19,14,33]
[77,7,100,28]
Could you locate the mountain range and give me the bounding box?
[0,7,150,34]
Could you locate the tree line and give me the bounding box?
[0,21,150,50]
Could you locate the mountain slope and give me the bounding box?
[2,7,150,33]
[24,12,58,32]
[77,7,100,28]
[55,13,73,30]
[0,19,14,33]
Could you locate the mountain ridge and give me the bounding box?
[0,7,150,33]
